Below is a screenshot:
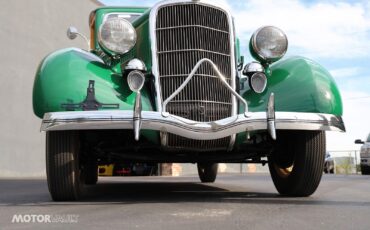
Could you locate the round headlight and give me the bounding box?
[250,26,288,63]
[98,17,136,55]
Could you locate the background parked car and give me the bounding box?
[324,152,335,174]
[355,133,370,175]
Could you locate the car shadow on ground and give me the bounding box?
[1,177,369,208]
[83,181,278,203]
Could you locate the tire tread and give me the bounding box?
[46,131,80,201]
[269,131,325,197]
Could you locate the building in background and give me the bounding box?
[0,0,101,177]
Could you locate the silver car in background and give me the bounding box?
[324,152,335,174]
[355,133,370,175]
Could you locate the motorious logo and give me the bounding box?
[12,214,79,224]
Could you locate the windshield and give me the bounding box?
[367,134,370,142]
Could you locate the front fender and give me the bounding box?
[33,48,155,119]
[241,56,343,116]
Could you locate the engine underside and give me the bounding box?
[79,130,273,165]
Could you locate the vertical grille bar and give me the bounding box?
[154,3,234,151]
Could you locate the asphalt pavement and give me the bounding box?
[1,173,370,230]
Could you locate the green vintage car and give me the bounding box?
[33,0,345,201]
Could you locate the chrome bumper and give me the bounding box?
[41,110,345,140]
[40,58,345,140]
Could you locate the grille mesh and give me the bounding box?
[155,3,233,150]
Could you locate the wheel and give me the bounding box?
[46,131,82,201]
[83,162,98,185]
[197,163,218,183]
[361,165,370,175]
[268,131,326,197]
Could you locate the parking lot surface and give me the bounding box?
[1,173,370,230]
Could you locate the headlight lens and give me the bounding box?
[98,17,136,54]
[249,72,267,94]
[127,70,145,93]
[250,26,288,63]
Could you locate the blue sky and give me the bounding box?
[102,0,370,151]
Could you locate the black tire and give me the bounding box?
[46,131,82,201]
[268,131,326,197]
[83,163,98,185]
[329,168,334,174]
[361,165,370,175]
[197,163,218,183]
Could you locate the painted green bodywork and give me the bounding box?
[32,48,158,143]
[33,6,343,148]
[234,56,343,146]
[240,56,343,115]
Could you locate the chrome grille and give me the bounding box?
[154,3,234,150]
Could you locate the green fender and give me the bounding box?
[240,56,343,116]
[235,56,343,146]
[32,48,158,142]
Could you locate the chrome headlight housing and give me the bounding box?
[250,26,288,63]
[98,17,137,55]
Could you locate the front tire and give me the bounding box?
[83,163,98,185]
[268,131,326,197]
[46,131,82,201]
[197,163,218,183]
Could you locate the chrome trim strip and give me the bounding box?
[267,93,276,140]
[149,0,238,148]
[157,49,231,57]
[41,111,346,140]
[160,73,231,80]
[133,92,142,141]
[156,25,230,34]
[167,100,232,105]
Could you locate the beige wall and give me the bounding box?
[0,0,100,177]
